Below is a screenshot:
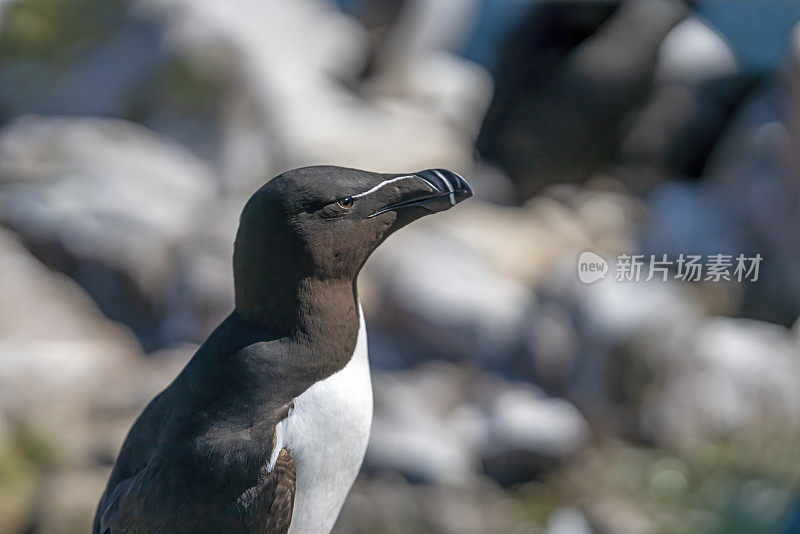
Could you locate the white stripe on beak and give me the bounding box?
[433,169,456,206]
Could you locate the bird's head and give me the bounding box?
[233,166,472,320]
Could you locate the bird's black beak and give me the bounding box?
[369,169,473,218]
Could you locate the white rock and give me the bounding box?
[546,507,594,534]
[642,317,800,445]
[0,115,214,297]
[655,17,739,86]
[489,386,589,458]
[0,115,224,347]
[364,223,532,366]
[437,190,642,287]
[379,0,481,59]
[577,275,702,344]
[0,228,150,467]
[367,365,478,486]
[366,363,590,485]
[138,0,483,176]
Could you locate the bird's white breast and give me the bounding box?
[273,304,373,534]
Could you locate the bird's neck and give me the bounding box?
[235,275,359,338]
[183,277,361,420]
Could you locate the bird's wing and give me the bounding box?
[94,463,169,534]
[95,415,297,534]
[95,439,298,534]
[232,447,297,534]
[94,326,303,533]
[93,391,179,534]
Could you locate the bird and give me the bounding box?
[93,165,472,534]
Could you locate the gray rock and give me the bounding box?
[362,189,641,373]
[698,52,800,325]
[585,497,653,534]
[335,472,532,534]
[641,317,800,446]
[479,379,590,486]
[0,231,194,529]
[366,363,590,486]
[527,301,580,393]
[28,468,111,534]
[488,387,589,459]
[0,228,141,416]
[0,115,216,349]
[617,17,750,188]
[0,227,186,472]
[367,364,478,486]
[477,0,689,200]
[550,273,703,437]
[364,217,533,368]
[161,197,241,343]
[537,262,800,446]
[365,0,493,140]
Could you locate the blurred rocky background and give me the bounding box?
[0,0,799,532]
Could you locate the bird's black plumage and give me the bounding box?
[93,166,472,533]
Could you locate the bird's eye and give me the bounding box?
[337,196,355,209]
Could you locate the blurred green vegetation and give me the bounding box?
[515,424,800,533]
[341,426,800,534]
[0,0,230,126]
[0,0,125,68]
[157,56,230,113]
[0,425,57,533]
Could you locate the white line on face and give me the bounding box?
[350,174,432,199]
[433,169,456,206]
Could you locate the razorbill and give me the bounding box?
[93,166,472,534]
